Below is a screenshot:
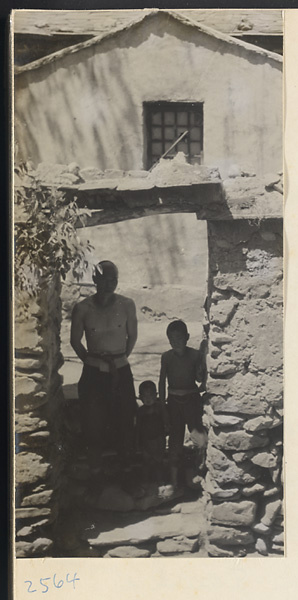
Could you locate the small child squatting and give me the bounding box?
[159,320,207,491]
[136,380,166,484]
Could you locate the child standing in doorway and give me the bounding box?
[159,320,207,492]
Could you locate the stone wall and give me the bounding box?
[203,218,284,557]
[15,274,64,558]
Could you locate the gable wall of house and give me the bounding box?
[15,15,282,179]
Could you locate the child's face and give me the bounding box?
[168,330,189,355]
[140,389,157,406]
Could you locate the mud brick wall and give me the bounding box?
[203,218,283,557]
[15,275,64,558]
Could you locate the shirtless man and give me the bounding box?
[71,260,138,469]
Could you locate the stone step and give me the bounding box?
[86,510,206,547]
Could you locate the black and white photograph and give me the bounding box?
[13,8,284,563]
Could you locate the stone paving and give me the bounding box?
[55,468,209,558]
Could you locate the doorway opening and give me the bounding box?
[56,213,209,557]
[61,212,208,398]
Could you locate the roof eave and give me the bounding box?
[15,8,282,76]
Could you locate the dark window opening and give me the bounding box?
[144,102,203,170]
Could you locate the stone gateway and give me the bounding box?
[14,8,283,558]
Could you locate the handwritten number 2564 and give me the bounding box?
[25,573,80,593]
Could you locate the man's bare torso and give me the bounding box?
[78,293,132,370]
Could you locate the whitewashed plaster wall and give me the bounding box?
[15,13,282,178]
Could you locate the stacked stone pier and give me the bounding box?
[15,275,65,557]
[203,217,283,557]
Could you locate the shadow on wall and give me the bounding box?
[75,212,208,289]
[15,10,281,170]
[16,39,141,169]
[86,56,140,172]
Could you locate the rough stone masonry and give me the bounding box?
[15,275,65,557]
[203,217,283,557]
[14,163,283,557]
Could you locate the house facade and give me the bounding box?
[15,10,282,179]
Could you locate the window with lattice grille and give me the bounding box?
[144,102,203,170]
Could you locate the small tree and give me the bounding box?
[14,162,93,304]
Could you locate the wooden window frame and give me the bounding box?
[144,101,204,170]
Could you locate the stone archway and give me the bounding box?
[15,163,283,558]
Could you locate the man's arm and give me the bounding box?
[159,354,169,430]
[195,346,207,392]
[70,303,88,362]
[126,299,138,357]
[135,410,142,452]
[158,354,167,406]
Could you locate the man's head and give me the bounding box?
[166,320,189,355]
[139,380,157,406]
[92,260,118,296]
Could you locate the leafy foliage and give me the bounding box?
[14,162,93,295]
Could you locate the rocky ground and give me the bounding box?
[55,456,209,558]
[57,385,209,557]
[53,415,278,558]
